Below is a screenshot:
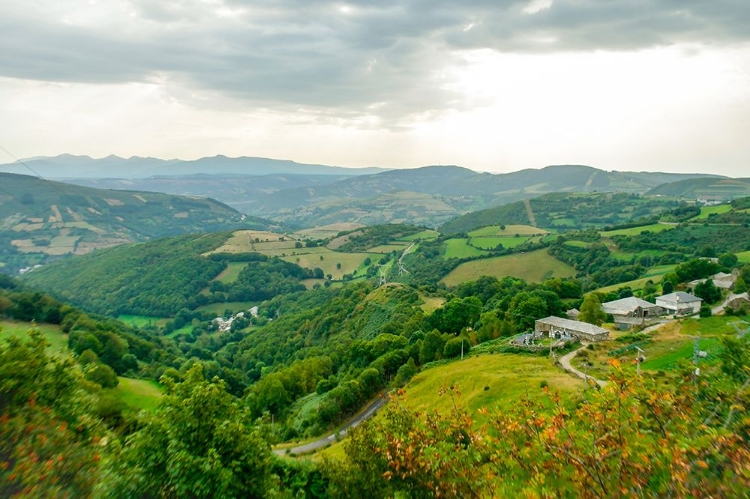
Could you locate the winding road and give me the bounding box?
[273,393,389,456]
[558,345,608,388]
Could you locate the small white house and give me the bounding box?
[656,292,703,315]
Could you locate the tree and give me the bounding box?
[419,330,445,364]
[694,278,722,304]
[579,293,606,326]
[507,292,548,331]
[99,365,272,498]
[662,280,674,294]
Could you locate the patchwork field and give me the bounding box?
[441,250,576,286]
[397,229,439,241]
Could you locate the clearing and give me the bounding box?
[441,250,575,286]
[0,320,68,353]
[116,377,163,412]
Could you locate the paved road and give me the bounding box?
[273,393,389,456]
[558,345,608,388]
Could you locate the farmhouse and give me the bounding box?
[656,292,703,315]
[601,296,663,329]
[535,316,609,342]
[688,271,737,290]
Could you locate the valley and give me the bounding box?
[2,161,750,497]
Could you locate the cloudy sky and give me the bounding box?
[1,0,749,175]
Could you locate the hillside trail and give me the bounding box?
[523,199,537,227]
[558,345,608,388]
[272,393,389,456]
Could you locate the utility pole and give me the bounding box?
[635,346,646,376]
[461,338,464,360]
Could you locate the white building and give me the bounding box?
[656,292,703,315]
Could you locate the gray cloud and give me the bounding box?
[1,0,748,123]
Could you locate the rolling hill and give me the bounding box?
[0,173,270,274]
[646,177,750,199]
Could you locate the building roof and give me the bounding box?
[602,296,659,315]
[657,292,703,304]
[535,316,609,336]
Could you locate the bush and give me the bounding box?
[85,363,119,389]
[699,305,712,318]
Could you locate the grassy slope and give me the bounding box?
[116,377,163,412]
[441,250,575,286]
[737,251,750,263]
[691,204,733,220]
[600,223,673,237]
[0,320,68,352]
[443,238,487,259]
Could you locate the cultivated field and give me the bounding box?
[441,250,575,286]
[211,262,248,284]
[293,223,365,241]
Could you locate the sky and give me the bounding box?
[0,0,749,176]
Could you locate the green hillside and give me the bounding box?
[646,177,750,199]
[440,192,681,235]
[0,173,270,274]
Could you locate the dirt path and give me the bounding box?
[524,199,537,227]
[558,345,608,387]
[273,393,388,456]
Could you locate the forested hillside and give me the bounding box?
[0,173,270,274]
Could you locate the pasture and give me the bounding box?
[0,320,68,353]
[196,301,257,316]
[441,250,575,286]
[691,204,732,220]
[736,251,750,263]
[282,251,377,280]
[118,314,169,328]
[402,354,579,420]
[293,223,365,241]
[116,377,163,412]
[468,224,547,237]
[211,262,248,284]
[442,238,487,259]
[600,223,673,237]
[470,235,532,250]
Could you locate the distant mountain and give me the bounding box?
[0,154,387,178]
[0,173,271,274]
[646,177,750,199]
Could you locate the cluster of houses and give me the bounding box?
[528,271,744,344]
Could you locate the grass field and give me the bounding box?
[691,204,732,220]
[470,235,532,250]
[737,251,750,263]
[282,251,377,280]
[293,223,365,241]
[419,295,445,314]
[441,250,575,286]
[610,249,668,261]
[468,224,547,237]
[594,265,675,294]
[211,262,247,284]
[367,243,409,254]
[402,354,579,420]
[116,377,163,412]
[118,314,169,328]
[601,223,673,237]
[0,320,68,352]
[443,238,487,259]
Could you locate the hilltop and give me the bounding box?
[0,173,270,273]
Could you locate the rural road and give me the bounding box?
[273,393,389,456]
[558,345,608,388]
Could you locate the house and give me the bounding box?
[601,296,663,329]
[688,272,737,291]
[566,308,580,320]
[656,292,703,315]
[535,316,609,342]
[724,292,750,313]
